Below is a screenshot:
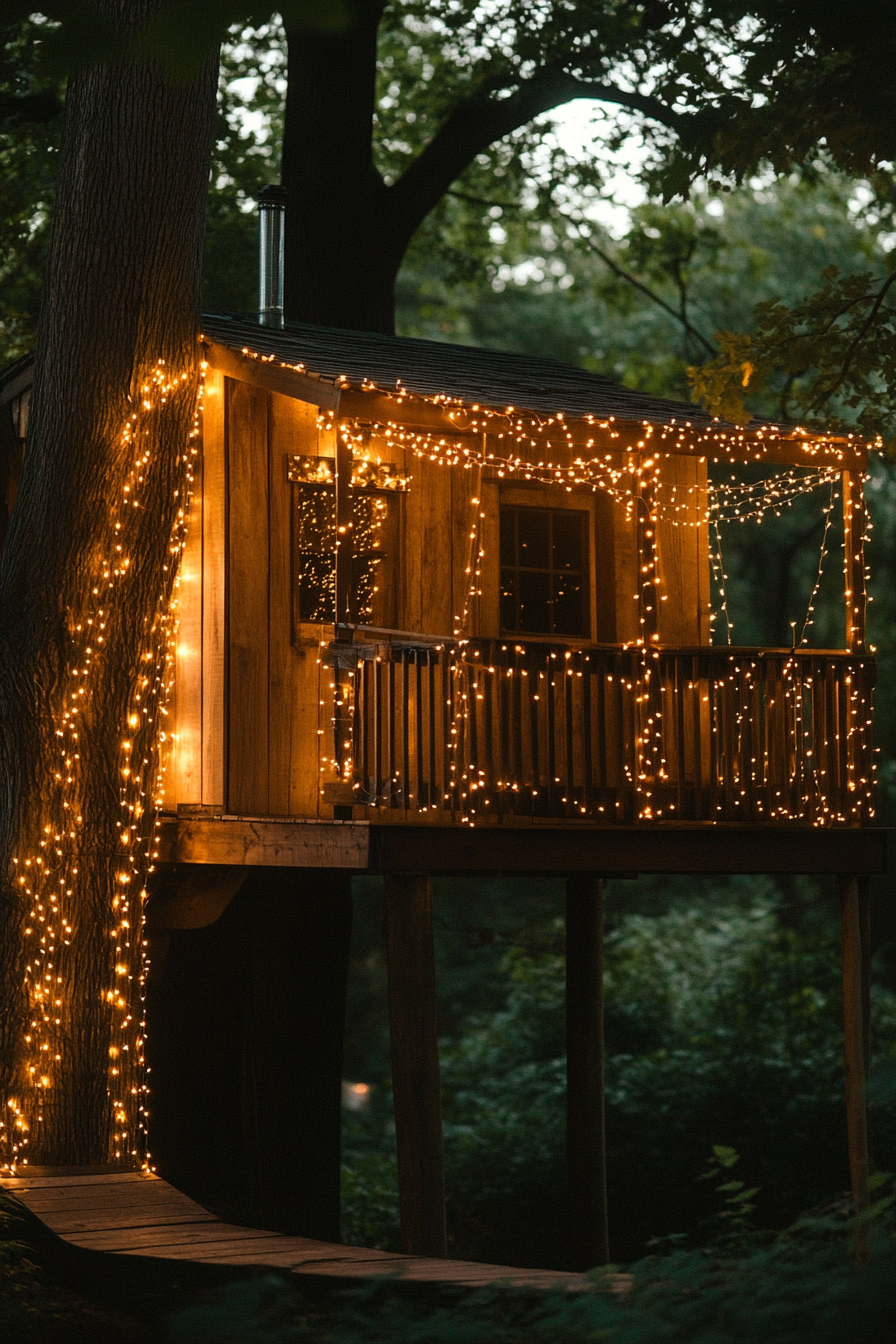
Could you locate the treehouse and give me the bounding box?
[0,287,886,1270]
[166,313,878,846]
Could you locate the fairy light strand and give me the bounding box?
[1,361,204,1173]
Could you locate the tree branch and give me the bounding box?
[585,236,717,357]
[386,68,685,257]
[812,271,896,404]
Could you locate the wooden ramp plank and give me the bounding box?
[2,1172,150,1190]
[67,1224,284,1252]
[1,1170,586,1290]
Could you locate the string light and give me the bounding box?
[1,360,204,1173]
[301,390,876,831]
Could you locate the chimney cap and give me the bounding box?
[258,184,287,208]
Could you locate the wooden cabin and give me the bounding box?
[0,316,886,1268]
[169,316,876,838]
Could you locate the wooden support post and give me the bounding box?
[566,874,609,1269]
[144,895,253,1216]
[383,873,447,1258]
[842,470,867,653]
[247,868,353,1241]
[838,874,871,1262]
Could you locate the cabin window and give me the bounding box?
[290,458,402,628]
[500,505,588,637]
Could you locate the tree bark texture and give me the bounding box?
[0,3,218,1166]
[282,2,397,333]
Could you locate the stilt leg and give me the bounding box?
[248,868,353,1241]
[384,873,447,1258]
[838,874,871,1262]
[566,874,609,1269]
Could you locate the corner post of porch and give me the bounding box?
[837,873,872,1262]
[636,480,660,647]
[842,469,867,654]
[565,874,610,1269]
[384,872,447,1257]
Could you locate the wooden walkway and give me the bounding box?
[0,1169,587,1290]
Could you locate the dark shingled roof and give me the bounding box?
[201,313,724,428]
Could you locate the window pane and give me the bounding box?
[296,486,336,622]
[500,568,517,632]
[299,553,335,622]
[518,569,551,632]
[551,511,584,571]
[500,508,516,567]
[517,508,550,569]
[551,574,585,636]
[499,504,589,637]
[352,494,391,624]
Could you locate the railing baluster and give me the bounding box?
[401,652,411,811]
[582,655,593,809]
[344,636,871,828]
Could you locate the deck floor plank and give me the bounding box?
[1,1170,585,1289]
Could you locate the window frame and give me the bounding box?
[479,483,603,644]
[498,502,590,639]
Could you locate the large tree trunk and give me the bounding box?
[281,1,401,334]
[0,7,218,1166]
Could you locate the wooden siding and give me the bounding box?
[170,379,868,833]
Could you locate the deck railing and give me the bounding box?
[336,636,875,826]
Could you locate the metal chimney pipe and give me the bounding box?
[258,184,287,327]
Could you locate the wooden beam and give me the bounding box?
[157,817,890,876]
[205,340,341,411]
[156,817,370,868]
[566,876,609,1270]
[838,874,871,1262]
[383,873,447,1258]
[369,824,890,876]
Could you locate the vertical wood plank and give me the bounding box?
[593,489,617,642]
[227,380,269,814]
[655,455,712,647]
[172,423,203,805]
[612,493,640,645]
[269,394,320,815]
[201,370,227,806]
[843,471,867,653]
[566,875,609,1270]
[838,873,871,1262]
[637,486,660,647]
[384,874,447,1258]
